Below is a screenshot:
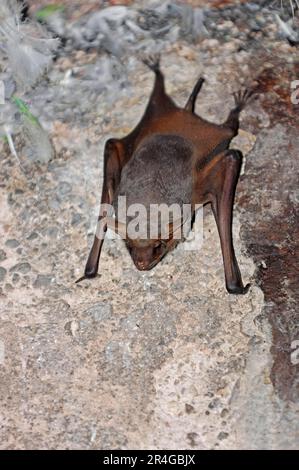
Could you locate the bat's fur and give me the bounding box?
[114,134,193,219]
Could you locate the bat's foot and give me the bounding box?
[226,283,251,295]
[224,88,258,134]
[233,88,257,113]
[142,53,161,73]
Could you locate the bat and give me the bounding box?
[77,55,254,294]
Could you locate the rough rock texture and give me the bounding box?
[0,0,298,450]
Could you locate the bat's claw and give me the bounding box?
[141,53,161,73]
[75,273,100,284]
[227,283,251,295]
[233,88,258,112]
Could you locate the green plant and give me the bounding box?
[12,96,40,126]
[35,4,65,21]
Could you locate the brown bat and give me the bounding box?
[78,55,254,294]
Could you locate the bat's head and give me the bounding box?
[106,216,183,271]
[125,238,173,271]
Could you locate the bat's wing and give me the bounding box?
[192,147,249,294]
[76,138,126,282]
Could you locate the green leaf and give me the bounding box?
[12,97,40,126]
[35,4,65,21]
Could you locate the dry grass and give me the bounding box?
[272,0,299,17]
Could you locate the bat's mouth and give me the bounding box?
[134,261,154,271]
[133,257,160,271]
[130,238,177,271]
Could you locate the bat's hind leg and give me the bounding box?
[185,77,205,113]
[223,88,255,135]
[142,53,176,112]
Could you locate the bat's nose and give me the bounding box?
[130,246,155,271]
[136,260,147,270]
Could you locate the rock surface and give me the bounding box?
[0,0,298,450]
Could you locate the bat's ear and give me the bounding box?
[106,217,127,239]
